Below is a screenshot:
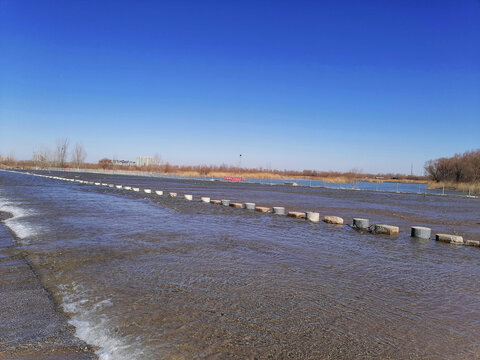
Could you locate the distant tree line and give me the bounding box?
[425,149,480,183]
[86,160,423,182]
[24,138,87,169]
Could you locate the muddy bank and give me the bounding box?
[0,213,97,360]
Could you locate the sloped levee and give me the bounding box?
[0,211,98,359]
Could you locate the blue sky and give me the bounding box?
[1,0,479,174]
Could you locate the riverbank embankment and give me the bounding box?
[0,211,97,359]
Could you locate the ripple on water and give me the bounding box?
[1,170,480,359]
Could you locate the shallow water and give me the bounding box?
[1,170,480,359]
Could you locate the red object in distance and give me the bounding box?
[224,176,242,182]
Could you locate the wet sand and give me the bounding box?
[0,212,97,360]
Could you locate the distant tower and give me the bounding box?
[239,154,242,168]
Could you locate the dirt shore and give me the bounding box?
[0,211,97,360]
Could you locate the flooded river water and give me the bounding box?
[1,170,479,359]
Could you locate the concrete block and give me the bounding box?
[288,211,306,219]
[324,216,344,225]
[306,212,320,222]
[436,234,464,244]
[201,197,210,203]
[144,189,152,194]
[273,207,285,215]
[108,184,114,188]
[184,194,193,201]
[221,199,230,206]
[169,192,177,197]
[372,224,399,236]
[133,187,140,192]
[116,185,123,189]
[230,203,244,208]
[244,202,256,210]
[155,190,163,195]
[101,183,107,186]
[124,186,132,190]
[465,240,480,247]
[411,226,431,239]
[255,206,271,213]
[353,218,369,230]
[210,200,222,205]
[95,182,101,185]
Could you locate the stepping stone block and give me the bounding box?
[436,234,464,244]
[306,212,320,222]
[372,224,399,236]
[411,226,431,239]
[230,203,244,208]
[465,240,480,247]
[353,218,369,230]
[324,216,344,225]
[244,203,256,210]
[287,211,306,219]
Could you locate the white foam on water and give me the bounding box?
[59,283,146,360]
[0,195,41,241]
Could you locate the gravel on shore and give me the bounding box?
[0,211,98,360]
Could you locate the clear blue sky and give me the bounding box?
[1,0,479,174]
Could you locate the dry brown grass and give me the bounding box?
[172,171,424,184]
[368,178,428,184]
[176,171,290,180]
[427,181,480,194]
[1,159,430,185]
[317,176,358,184]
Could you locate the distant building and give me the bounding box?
[136,156,154,167]
[113,159,136,166]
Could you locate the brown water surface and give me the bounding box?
[1,170,479,359]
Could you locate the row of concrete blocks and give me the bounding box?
[157,194,478,247]
[192,199,478,247]
[18,172,480,248]
[354,219,478,247]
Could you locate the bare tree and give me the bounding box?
[71,142,87,169]
[425,149,480,183]
[33,147,52,169]
[2,152,16,167]
[153,153,162,171]
[55,138,69,168]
